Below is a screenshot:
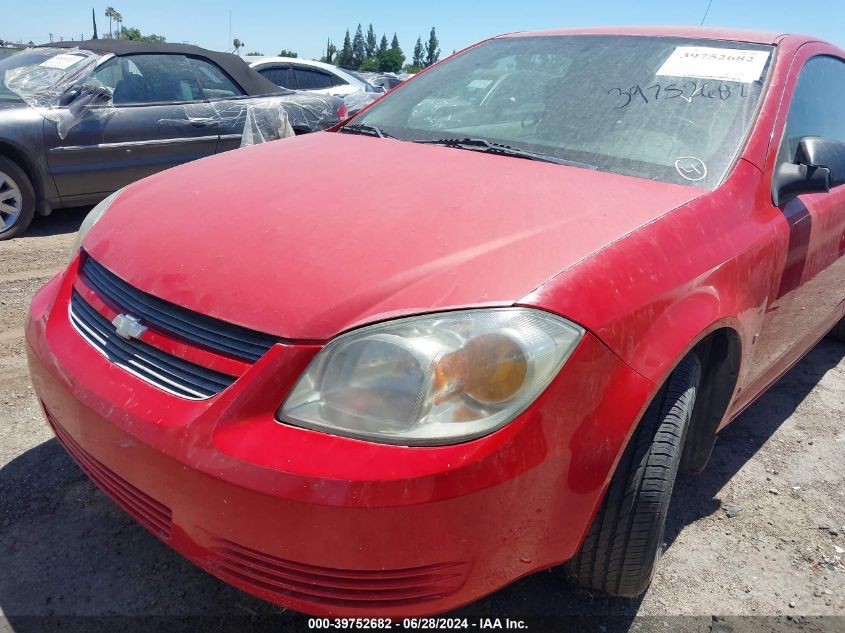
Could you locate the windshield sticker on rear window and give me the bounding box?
[38,53,87,70]
[656,47,770,83]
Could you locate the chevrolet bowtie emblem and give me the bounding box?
[112,313,147,340]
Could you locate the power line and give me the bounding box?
[700,0,714,27]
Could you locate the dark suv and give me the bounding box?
[0,39,342,239]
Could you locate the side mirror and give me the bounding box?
[58,86,82,107]
[59,81,112,107]
[773,136,845,206]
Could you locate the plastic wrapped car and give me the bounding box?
[0,40,343,239]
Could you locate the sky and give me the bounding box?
[5,0,845,60]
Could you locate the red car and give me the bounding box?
[26,26,845,616]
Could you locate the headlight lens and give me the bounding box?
[68,189,122,261]
[279,308,584,445]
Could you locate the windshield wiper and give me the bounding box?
[412,137,597,169]
[340,123,394,139]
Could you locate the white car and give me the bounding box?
[247,57,381,99]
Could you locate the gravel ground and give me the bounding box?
[1,211,843,632]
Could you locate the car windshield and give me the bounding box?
[0,47,102,104]
[0,50,58,101]
[354,35,774,188]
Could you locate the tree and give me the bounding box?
[424,27,440,67]
[365,24,377,59]
[412,37,424,68]
[113,10,123,38]
[323,38,336,64]
[338,29,353,68]
[278,49,297,58]
[390,33,401,52]
[351,24,365,68]
[359,57,379,72]
[92,8,98,39]
[104,7,117,38]
[403,64,422,74]
[232,37,243,53]
[377,48,404,73]
[121,26,166,42]
[378,34,388,56]
[246,51,263,56]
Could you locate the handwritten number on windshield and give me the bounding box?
[608,82,748,108]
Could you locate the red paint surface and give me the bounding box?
[26,27,845,616]
[83,133,703,340]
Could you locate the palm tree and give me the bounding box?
[114,11,124,39]
[104,7,116,39]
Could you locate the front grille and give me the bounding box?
[45,407,173,540]
[70,291,235,399]
[81,257,278,362]
[206,538,469,607]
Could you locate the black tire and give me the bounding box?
[0,156,36,241]
[828,318,845,342]
[566,353,702,597]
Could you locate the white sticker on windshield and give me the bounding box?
[38,53,87,70]
[467,79,493,90]
[657,46,770,83]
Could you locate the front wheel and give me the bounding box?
[0,156,36,241]
[566,353,702,597]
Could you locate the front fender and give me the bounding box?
[521,160,779,391]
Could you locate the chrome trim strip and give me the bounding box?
[50,135,219,152]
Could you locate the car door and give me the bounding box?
[183,56,255,153]
[742,50,845,395]
[43,53,219,200]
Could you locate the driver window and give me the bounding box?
[93,54,205,105]
[187,57,244,100]
[778,56,845,165]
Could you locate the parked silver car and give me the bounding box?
[0,40,343,239]
[249,57,381,115]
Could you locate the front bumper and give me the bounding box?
[26,265,655,617]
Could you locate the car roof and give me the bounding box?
[498,26,819,46]
[250,57,341,72]
[249,57,364,81]
[40,39,282,96]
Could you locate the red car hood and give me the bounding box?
[84,133,704,340]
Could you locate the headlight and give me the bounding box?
[279,308,585,445]
[68,189,123,261]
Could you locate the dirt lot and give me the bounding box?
[1,211,844,631]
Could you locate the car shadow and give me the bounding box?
[0,339,841,632]
[18,206,90,239]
